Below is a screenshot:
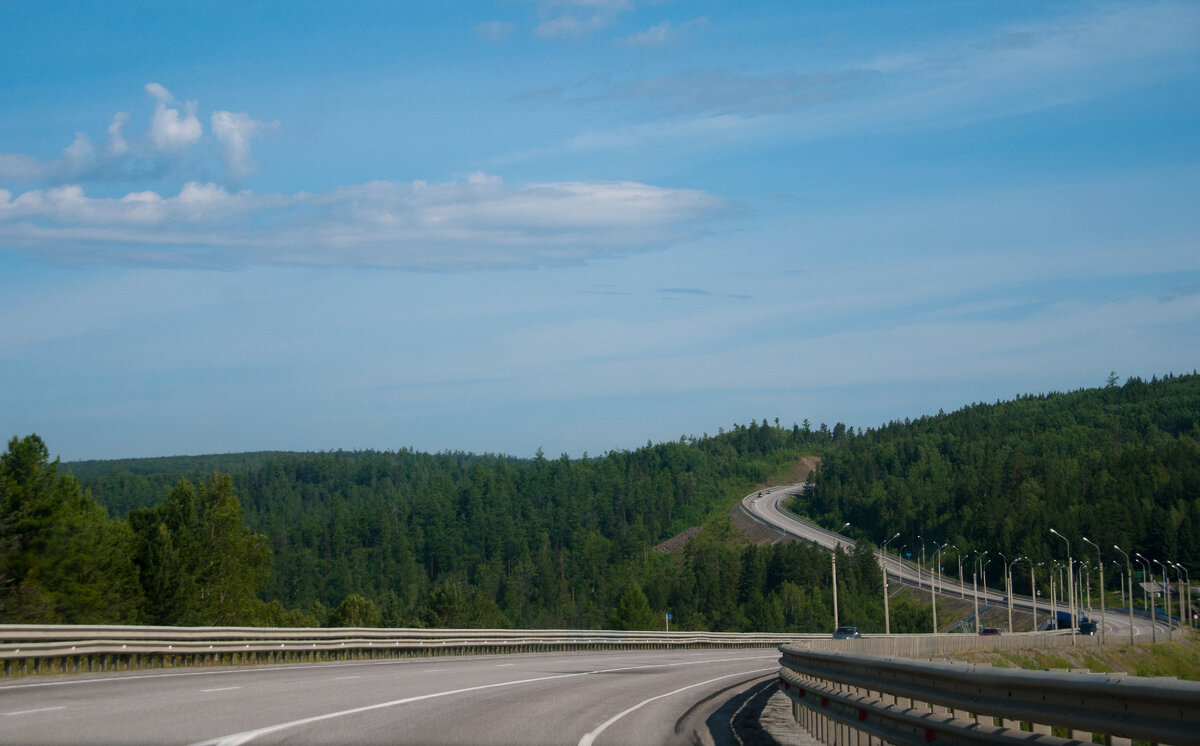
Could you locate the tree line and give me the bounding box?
[6,372,1194,631]
[9,422,894,630]
[801,373,1200,599]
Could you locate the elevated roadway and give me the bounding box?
[739,484,1164,640]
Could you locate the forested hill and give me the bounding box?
[65,423,831,629]
[8,372,1195,633]
[804,373,1200,578]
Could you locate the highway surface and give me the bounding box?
[0,648,780,745]
[740,484,1165,641]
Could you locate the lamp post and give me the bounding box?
[933,542,948,634]
[1049,563,1058,629]
[1112,561,1124,607]
[1050,528,1077,644]
[1082,537,1105,644]
[916,535,927,589]
[831,523,849,631]
[1023,558,1039,631]
[831,550,838,631]
[1081,560,1092,615]
[998,551,1010,607]
[1006,555,1022,634]
[1171,561,1185,633]
[881,532,900,634]
[1135,553,1155,643]
[1153,559,1173,640]
[972,550,987,633]
[953,547,964,599]
[1113,545,1134,645]
[1176,563,1192,631]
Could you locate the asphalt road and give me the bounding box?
[740,485,1164,640]
[0,648,781,746]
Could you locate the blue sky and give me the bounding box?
[2,1,1198,461]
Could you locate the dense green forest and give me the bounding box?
[3,372,1196,631]
[803,373,1200,599]
[9,423,906,630]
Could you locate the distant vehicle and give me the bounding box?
[832,626,861,639]
[1078,618,1096,635]
[979,628,1001,636]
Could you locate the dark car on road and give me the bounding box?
[832,626,861,639]
[978,627,1001,636]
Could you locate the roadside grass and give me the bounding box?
[946,632,1200,680]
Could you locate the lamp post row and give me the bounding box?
[863,525,1191,639]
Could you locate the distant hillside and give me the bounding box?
[803,372,1200,595]
[66,451,294,479]
[42,373,1198,633]
[73,424,845,631]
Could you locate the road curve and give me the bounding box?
[739,485,1163,640]
[0,648,780,746]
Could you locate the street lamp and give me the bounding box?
[1019,557,1039,631]
[1135,553,1156,643]
[933,541,949,634]
[1175,563,1192,631]
[1082,537,1105,644]
[1113,544,1135,645]
[972,550,987,633]
[916,535,927,589]
[1050,561,1061,628]
[949,545,964,599]
[830,524,850,631]
[1006,555,1022,634]
[1153,559,1173,640]
[1050,528,1077,644]
[881,532,900,635]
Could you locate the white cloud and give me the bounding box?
[474,20,516,42]
[532,0,633,38]
[211,110,276,181]
[623,17,710,47]
[0,175,725,269]
[509,2,1199,158]
[146,83,203,151]
[0,85,273,186]
[107,112,130,156]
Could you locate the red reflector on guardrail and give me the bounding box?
[859,709,867,721]
[925,728,935,742]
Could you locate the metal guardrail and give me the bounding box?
[0,624,1073,678]
[0,625,811,676]
[778,645,1200,745]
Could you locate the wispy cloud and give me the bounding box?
[474,20,516,42]
[0,174,725,269]
[622,17,710,48]
[531,0,633,38]
[505,2,1200,158]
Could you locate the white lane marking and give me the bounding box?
[201,687,243,693]
[495,663,515,667]
[188,655,776,746]
[5,706,67,716]
[0,655,472,692]
[334,676,360,681]
[577,667,776,746]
